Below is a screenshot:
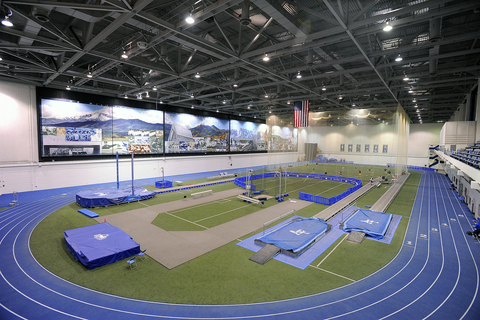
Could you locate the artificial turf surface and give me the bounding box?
[30,165,419,305]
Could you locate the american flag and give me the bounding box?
[294,100,309,127]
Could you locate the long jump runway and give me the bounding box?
[0,171,479,319]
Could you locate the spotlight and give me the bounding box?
[383,21,392,32]
[121,51,128,59]
[395,54,403,62]
[186,13,194,24]
[262,54,270,61]
[296,71,302,79]
[1,15,13,27]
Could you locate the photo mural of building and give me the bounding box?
[40,99,112,156]
[40,99,164,156]
[269,125,297,151]
[164,112,229,153]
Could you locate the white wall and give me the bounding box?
[305,123,398,166]
[407,123,443,167]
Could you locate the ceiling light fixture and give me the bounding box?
[263,53,270,61]
[265,94,269,98]
[239,113,241,116]
[87,71,93,78]
[322,86,326,91]
[66,85,71,90]
[190,93,194,98]
[153,86,157,91]
[223,100,226,104]
[352,103,356,107]
[1,12,13,27]
[383,20,392,32]
[403,72,409,81]
[413,98,416,103]
[124,94,128,99]
[159,100,163,104]
[395,54,403,62]
[296,71,302,79]
[216,109,219,112]
[191,105,194,109]
[145,92,150,98]
[269,110,272,114]
[233,83,238,88]
[194,72,200,78]
[121,50,128,59]
[186,13,194,24]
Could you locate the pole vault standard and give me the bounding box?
[131,153,135,196]
[116,152,119,189]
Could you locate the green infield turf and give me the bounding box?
[30,168,420,305]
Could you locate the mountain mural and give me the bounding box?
[190,124,228,140]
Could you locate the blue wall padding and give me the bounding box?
[234,172,362,206]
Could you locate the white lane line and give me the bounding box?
[316,234,348,267]
[308,264,355,282]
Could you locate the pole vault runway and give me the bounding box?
[0,171,479,319]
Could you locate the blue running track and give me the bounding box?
[0,171,479,319]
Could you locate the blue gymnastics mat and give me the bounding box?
[64,222,140,269]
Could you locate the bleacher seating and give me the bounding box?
[450,142,480,169]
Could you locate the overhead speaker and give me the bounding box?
[137,41,148,50]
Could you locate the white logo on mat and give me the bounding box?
[94,234,109,240]
[360,219,378,225]
[290,229,309,236]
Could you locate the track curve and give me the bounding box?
[1,172,479,319]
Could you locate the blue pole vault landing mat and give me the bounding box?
[76,187,156,207]
[343,209,393,240]
[238,216,344,270]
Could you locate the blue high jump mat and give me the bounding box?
[64,223,140,269]
[342,208,401,243]
[76,187,156,207]
[238,216,344,269]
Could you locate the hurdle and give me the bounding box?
[191,190,213,198]
[262,209,296,234]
